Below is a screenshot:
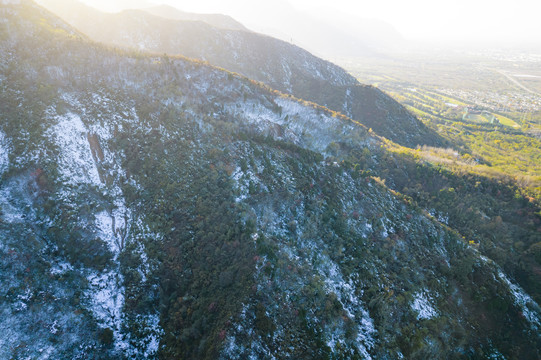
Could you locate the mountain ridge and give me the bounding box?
[1,1,540,359]
[143,4,248,31]
[36,0,445,149]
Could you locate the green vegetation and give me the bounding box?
[341,51,541,198]
[337,53,541,310]
[335,53,541,346]
[1,2,541,359]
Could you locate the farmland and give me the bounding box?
[336,48,541,197]
[336,49,541,131]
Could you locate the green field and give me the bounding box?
[382,84,522,129]
[338,52,541,198]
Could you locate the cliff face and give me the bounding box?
[0,2,540,359]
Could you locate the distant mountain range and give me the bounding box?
[236,0,405,58]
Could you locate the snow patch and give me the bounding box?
[497,271,541,329]
[95,211,116,250]
[411,290,438,320]
[14,288,32,312]
[138,314,163,357]
[37,346,55,360]
[47,113,101,186]
[428,209,449,225]
[135,242,151,283]
[0,130,9,175]
[231,165,268,203]
[0,175,37,225]
[0,187,24,223]
[50,261,74,276]
[480,255,541,330]
[95,198,131,257]
[85,270,125,350]
[320,259,375,358]
[124,313,164,358]
[49,320,59,334]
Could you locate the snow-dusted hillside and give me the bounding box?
[36,0,444,148]
[1,1,540,359]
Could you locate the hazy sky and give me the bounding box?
[82,0,541,45]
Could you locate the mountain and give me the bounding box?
[74,0,154,12]
[143,4,247,31]
[1,1,541,359]
[36,0,443,149]
[237,1,405,58]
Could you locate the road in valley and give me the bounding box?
[491,68,541,97]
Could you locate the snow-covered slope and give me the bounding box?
[0,1,540,359]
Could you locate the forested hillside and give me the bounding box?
[1,1,540,359]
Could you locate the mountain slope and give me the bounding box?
[36,0,444,149]
[143,4,248,31]
[236,1,404,58]
[1,1,540,359]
